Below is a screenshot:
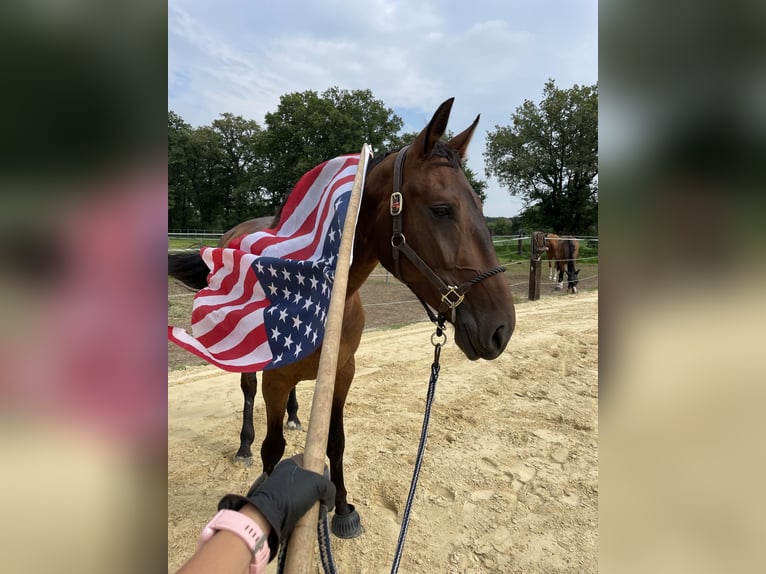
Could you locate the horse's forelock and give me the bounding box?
[430,141,462,168]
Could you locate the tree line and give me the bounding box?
[169,82,597,236]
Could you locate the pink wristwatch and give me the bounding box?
[197,509,270,573]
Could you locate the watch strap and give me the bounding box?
[197,509,270,573]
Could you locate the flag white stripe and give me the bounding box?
[170,327,273,368]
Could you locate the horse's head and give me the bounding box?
[566,268,581,293]
[562,239,580,293]
[360,98,515,360]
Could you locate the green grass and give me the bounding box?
[493,244,598,265]
[168,237,219,250]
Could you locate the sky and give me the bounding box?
[168,0,597,218]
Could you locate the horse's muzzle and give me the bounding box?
[454,305,515,360]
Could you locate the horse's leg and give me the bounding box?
[567,263,579,294]
[259,371,290,474]
[285,387,302,430]
[557,262,565,289]
[328,356,364,538]
[235,372,257,463]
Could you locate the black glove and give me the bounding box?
[218,457,336,559]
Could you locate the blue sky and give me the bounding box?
[168,0,597,218]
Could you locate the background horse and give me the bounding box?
[168,98,516,538]
[560,239,580,293]
[544,233,580,292]
[544,232,561,281]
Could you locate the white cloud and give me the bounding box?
[168,0,597,217]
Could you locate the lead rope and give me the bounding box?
[276,316,446,574]
[389,315,446,574]
[276,511,337,574]
[276,317,445,574]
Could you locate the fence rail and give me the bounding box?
[169,231,224,239]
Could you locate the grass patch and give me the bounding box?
[168,237,219,250]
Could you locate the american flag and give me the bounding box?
[168,152,367,372]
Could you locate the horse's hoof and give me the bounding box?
[233,455,253,467]
[331,505,364,538]
[285,420,303,431]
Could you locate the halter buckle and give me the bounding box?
[390,192,403,216]
[440,286,465,309]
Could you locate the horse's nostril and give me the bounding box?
[492,324,508,351]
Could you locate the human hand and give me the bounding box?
[218,456,336,550]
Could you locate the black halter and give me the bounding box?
[387,145,506,323]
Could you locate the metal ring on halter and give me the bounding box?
[431,329,447,347]
[391,233,406,248]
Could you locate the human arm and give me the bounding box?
[176,503,271,574]
[176,457,336,574]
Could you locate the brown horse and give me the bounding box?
[544,233,580,292]
[168,98,516,538]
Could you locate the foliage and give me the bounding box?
[462,165,488,204]
[486,217,514,236]
[168,111,265,229]
[485,80,598,235]
[168,89,496,230]
[169,88,403,230]
[259,88,402,210]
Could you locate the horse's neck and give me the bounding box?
[347,244,380,295]
[344,162,396,295]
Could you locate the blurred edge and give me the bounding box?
[0,2,167,574]
[2,0,765,572]
[600,1,766,573]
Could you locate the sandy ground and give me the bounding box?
[168,291,598,573]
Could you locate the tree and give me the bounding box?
[322,87,404,153]
[168,111,200,229]
[484,80,598,235]
[462,165,488,205]
[209,113,266,226]
[259,88,403,210]
[486,217,513,236]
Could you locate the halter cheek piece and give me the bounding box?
[388,145,506,323]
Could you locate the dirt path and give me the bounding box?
[169,291,598,573]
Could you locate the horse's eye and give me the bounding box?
[429,205,452,219]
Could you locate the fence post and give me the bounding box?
[528,232,545,301]
[517,236,523,256]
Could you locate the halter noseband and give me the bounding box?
[388,145,506,323]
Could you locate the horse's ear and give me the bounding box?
[412,97,454,158]
[447,114,480,160]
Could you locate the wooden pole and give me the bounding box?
[283,145,371,574]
